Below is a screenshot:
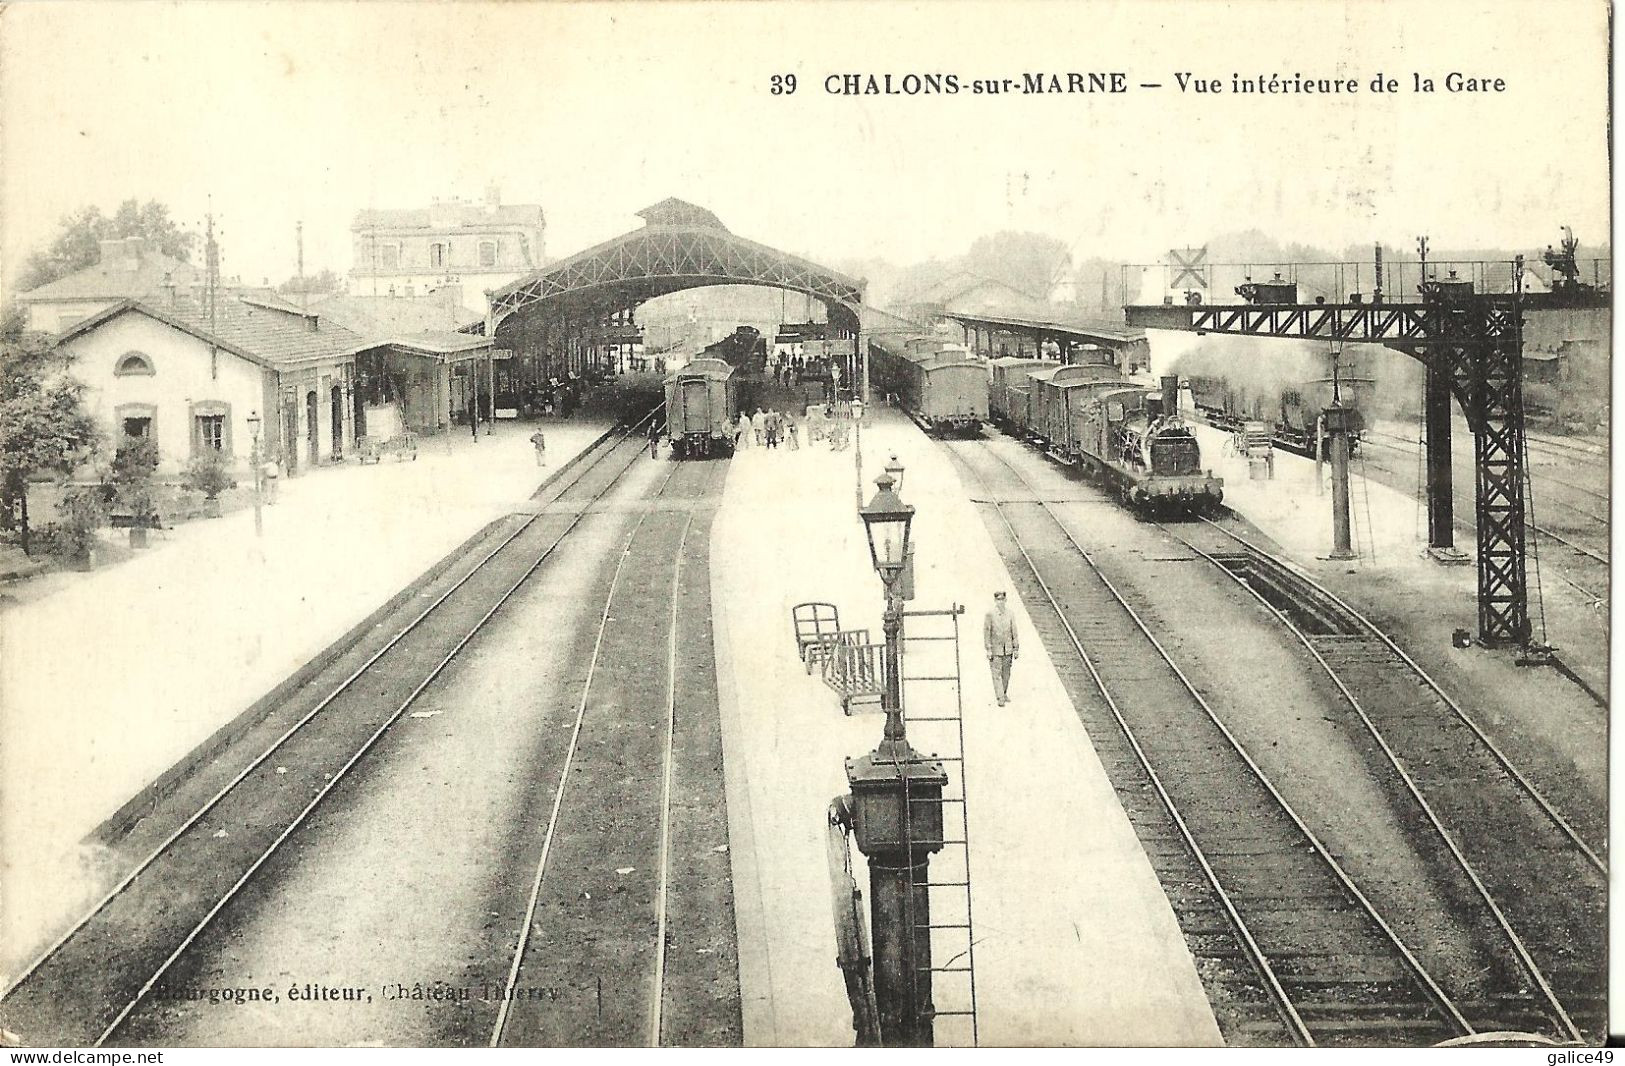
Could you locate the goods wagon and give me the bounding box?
[870,336,989,436]
[989,358,1051,427]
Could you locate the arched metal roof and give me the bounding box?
[486,198,865,329]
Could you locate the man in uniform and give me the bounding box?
[983,590,1019,706]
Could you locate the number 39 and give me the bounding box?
[770,74,797,95]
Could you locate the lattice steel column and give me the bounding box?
[1441,301,1529,646]
[1424,350,1455,550]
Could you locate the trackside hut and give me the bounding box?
[305,292,495,435]
[348,332,496,436]
[53,293,364,476]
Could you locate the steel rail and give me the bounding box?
[1165,520,1586,1043]
[2,411,659,1016]
[94,416,665,1045]
[942,441,1306,1047]
[948,438,1476,1046]
[489,457,718,1047]
[648,499,700,1046]
[1196,515,1605,874]
[1359,431,1609,554]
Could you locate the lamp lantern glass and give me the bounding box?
[246,411,262,436]
[859,471,914,583]
[884,454,905,493]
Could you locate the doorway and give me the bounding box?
[331,385,344,459]
[306,390,319,467]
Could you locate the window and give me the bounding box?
[190,401,232,456]
[479,240,497,268]
[197,415,225,451]
[116,403,157,445]
[429,242,448,269]
[115,351,155,376]
[377,243,400,270]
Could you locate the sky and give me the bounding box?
[0,0,1610,298]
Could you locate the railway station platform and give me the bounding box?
[710,407,1222,1046]
[0,419,613,977]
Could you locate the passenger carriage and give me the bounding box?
[663,357,739,458]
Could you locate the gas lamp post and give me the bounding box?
[245,411,263,538]
[846,466,947,1046]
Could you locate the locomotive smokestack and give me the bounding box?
[1161,375,1179,419]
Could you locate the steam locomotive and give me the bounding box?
[993,361,1222,512]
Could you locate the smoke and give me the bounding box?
[1171,336,1422,421]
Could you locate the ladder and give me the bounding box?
[898,604,981,1047]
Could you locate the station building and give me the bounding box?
[349,186,546,298]
[52,288,364,476]
[15,237,200,334]
[892,270,1045,330]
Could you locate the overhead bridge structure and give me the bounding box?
[481,198,867,389]
[1126,264,1609,648]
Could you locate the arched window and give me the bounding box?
[115,351,155,376]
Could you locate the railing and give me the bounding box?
[1119,258,1611,307]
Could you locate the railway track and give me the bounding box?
[943,435,1601,1046]
[1360,430,1610,565]
[941,439,1475,1047]
[0,415,666,1047]
[1166,516,1605,1041]
[489,455,732,1047]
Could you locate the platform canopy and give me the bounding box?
[485,198,866,332]
[941,309,1146,349]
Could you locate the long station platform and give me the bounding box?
[710,409,1223,1046]
[0,420,613,977]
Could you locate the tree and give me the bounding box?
[277,268,342,296]
[0,329,102,552]
[964,231,1072,301]
[17,199,197,292]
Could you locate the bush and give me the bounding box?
[112,436,160,520]
[183,450,234,499]
[55,483,108,559]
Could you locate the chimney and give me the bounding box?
[484,183,501,210]
[160,271,177,307]
[1161,375,1179,419]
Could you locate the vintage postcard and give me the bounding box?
[0,0,1610,1051]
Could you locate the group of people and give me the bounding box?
[733,401,870,453]
[764,352,844,396]
[735,407,800,450]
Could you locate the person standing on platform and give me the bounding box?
[983,590,1020,706]
[262,451,281,505]
[752,407,767,446]
[647,419,662,458]
[786,410,800,450]
[736,412,752,449]
[530,428,547,466]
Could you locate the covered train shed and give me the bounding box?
[478,199,868,409]
[945,310,1150,373]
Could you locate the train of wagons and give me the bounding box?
[868,334,988,436]
[663,357,739,458]
[1177,346,1377,459]
[989,359,1224,512]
